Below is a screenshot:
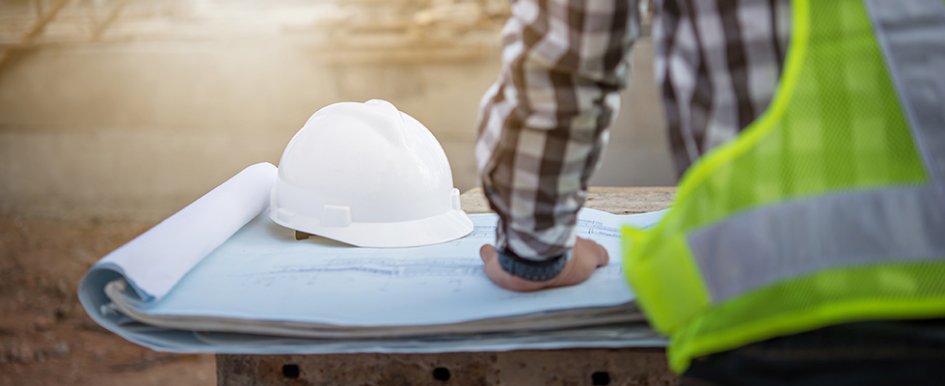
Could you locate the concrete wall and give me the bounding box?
[0,1,674,222]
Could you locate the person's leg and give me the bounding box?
[680,318,945,386]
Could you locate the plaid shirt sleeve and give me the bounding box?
[475,0,640,263]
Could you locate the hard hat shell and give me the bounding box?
[270,99,473,247]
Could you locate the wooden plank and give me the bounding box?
[460,187,675,215]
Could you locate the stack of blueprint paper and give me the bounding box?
[78,163,667,354]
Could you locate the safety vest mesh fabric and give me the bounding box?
[623,0,945,373]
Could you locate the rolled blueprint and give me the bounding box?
[79,162,277,303]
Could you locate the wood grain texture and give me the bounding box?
[461,187,675,214]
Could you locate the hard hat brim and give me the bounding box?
[270,208,474,248]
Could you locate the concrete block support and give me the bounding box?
[216,349,676,386]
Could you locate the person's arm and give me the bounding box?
[476,0,639,291]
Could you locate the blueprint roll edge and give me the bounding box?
[78,163,277,336]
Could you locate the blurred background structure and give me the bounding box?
[0,0,673,222]
[0,1,673,385]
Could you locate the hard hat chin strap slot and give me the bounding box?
[321,205,352,227]
[451,188,462,210]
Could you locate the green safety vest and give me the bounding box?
[622,0,945,373]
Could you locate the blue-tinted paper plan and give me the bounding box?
[79,163,668,354]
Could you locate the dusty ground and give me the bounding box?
[0,218,215,386]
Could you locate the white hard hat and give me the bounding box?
[270,99,473,247]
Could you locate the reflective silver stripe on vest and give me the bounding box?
[867,0,945,194]
[688,186,945,303]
